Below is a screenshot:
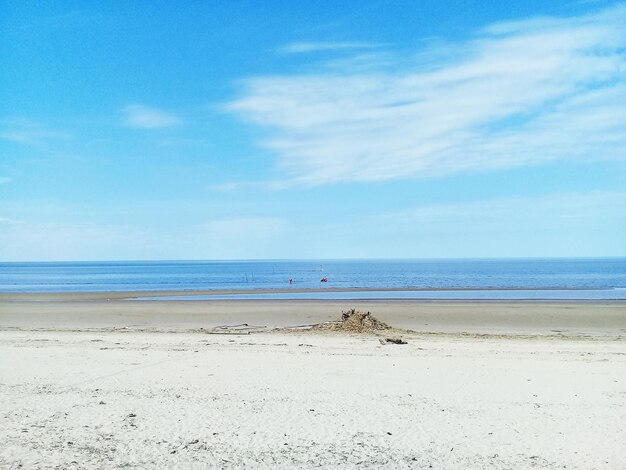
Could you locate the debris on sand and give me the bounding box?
[379,337,408,345]
[312,309,409,343]
[242,309,411,342]
[313,309,392,333]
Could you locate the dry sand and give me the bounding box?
[1,295,625,468]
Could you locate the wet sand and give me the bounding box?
[1,291,625,337]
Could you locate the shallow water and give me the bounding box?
[136,288,626,301]
[1,258,625,295]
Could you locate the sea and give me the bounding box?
[1,258,625,300]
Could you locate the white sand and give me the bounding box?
[1,328,625,469]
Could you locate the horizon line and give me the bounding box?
[1,256,625,264]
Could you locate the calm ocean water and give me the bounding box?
[1,259,625,299]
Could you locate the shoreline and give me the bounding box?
[0,285,620,302]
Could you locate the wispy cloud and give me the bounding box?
[204,216,286,239]
[279,41,382,54]
[0,119,70,146]
[0,217,22,225]
[0,221,152,261]
[205,180,285,192]
[365,190,626,234]
[229,4,626,185]
[206,182,241,192]
[318,190,626,257]
[122,104,181,129]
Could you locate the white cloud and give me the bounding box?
[229,4,626,185]
[280,41,381,54]
[122,104,181,129]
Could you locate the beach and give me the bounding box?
[1,294,625,468]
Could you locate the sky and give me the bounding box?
[1,0,625,261]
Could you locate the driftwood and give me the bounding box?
[206,323,267,334]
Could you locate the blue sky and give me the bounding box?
[1,0,625,261]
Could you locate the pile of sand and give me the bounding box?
[313,309,392,333]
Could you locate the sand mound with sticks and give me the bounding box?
[313,309,392,333]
